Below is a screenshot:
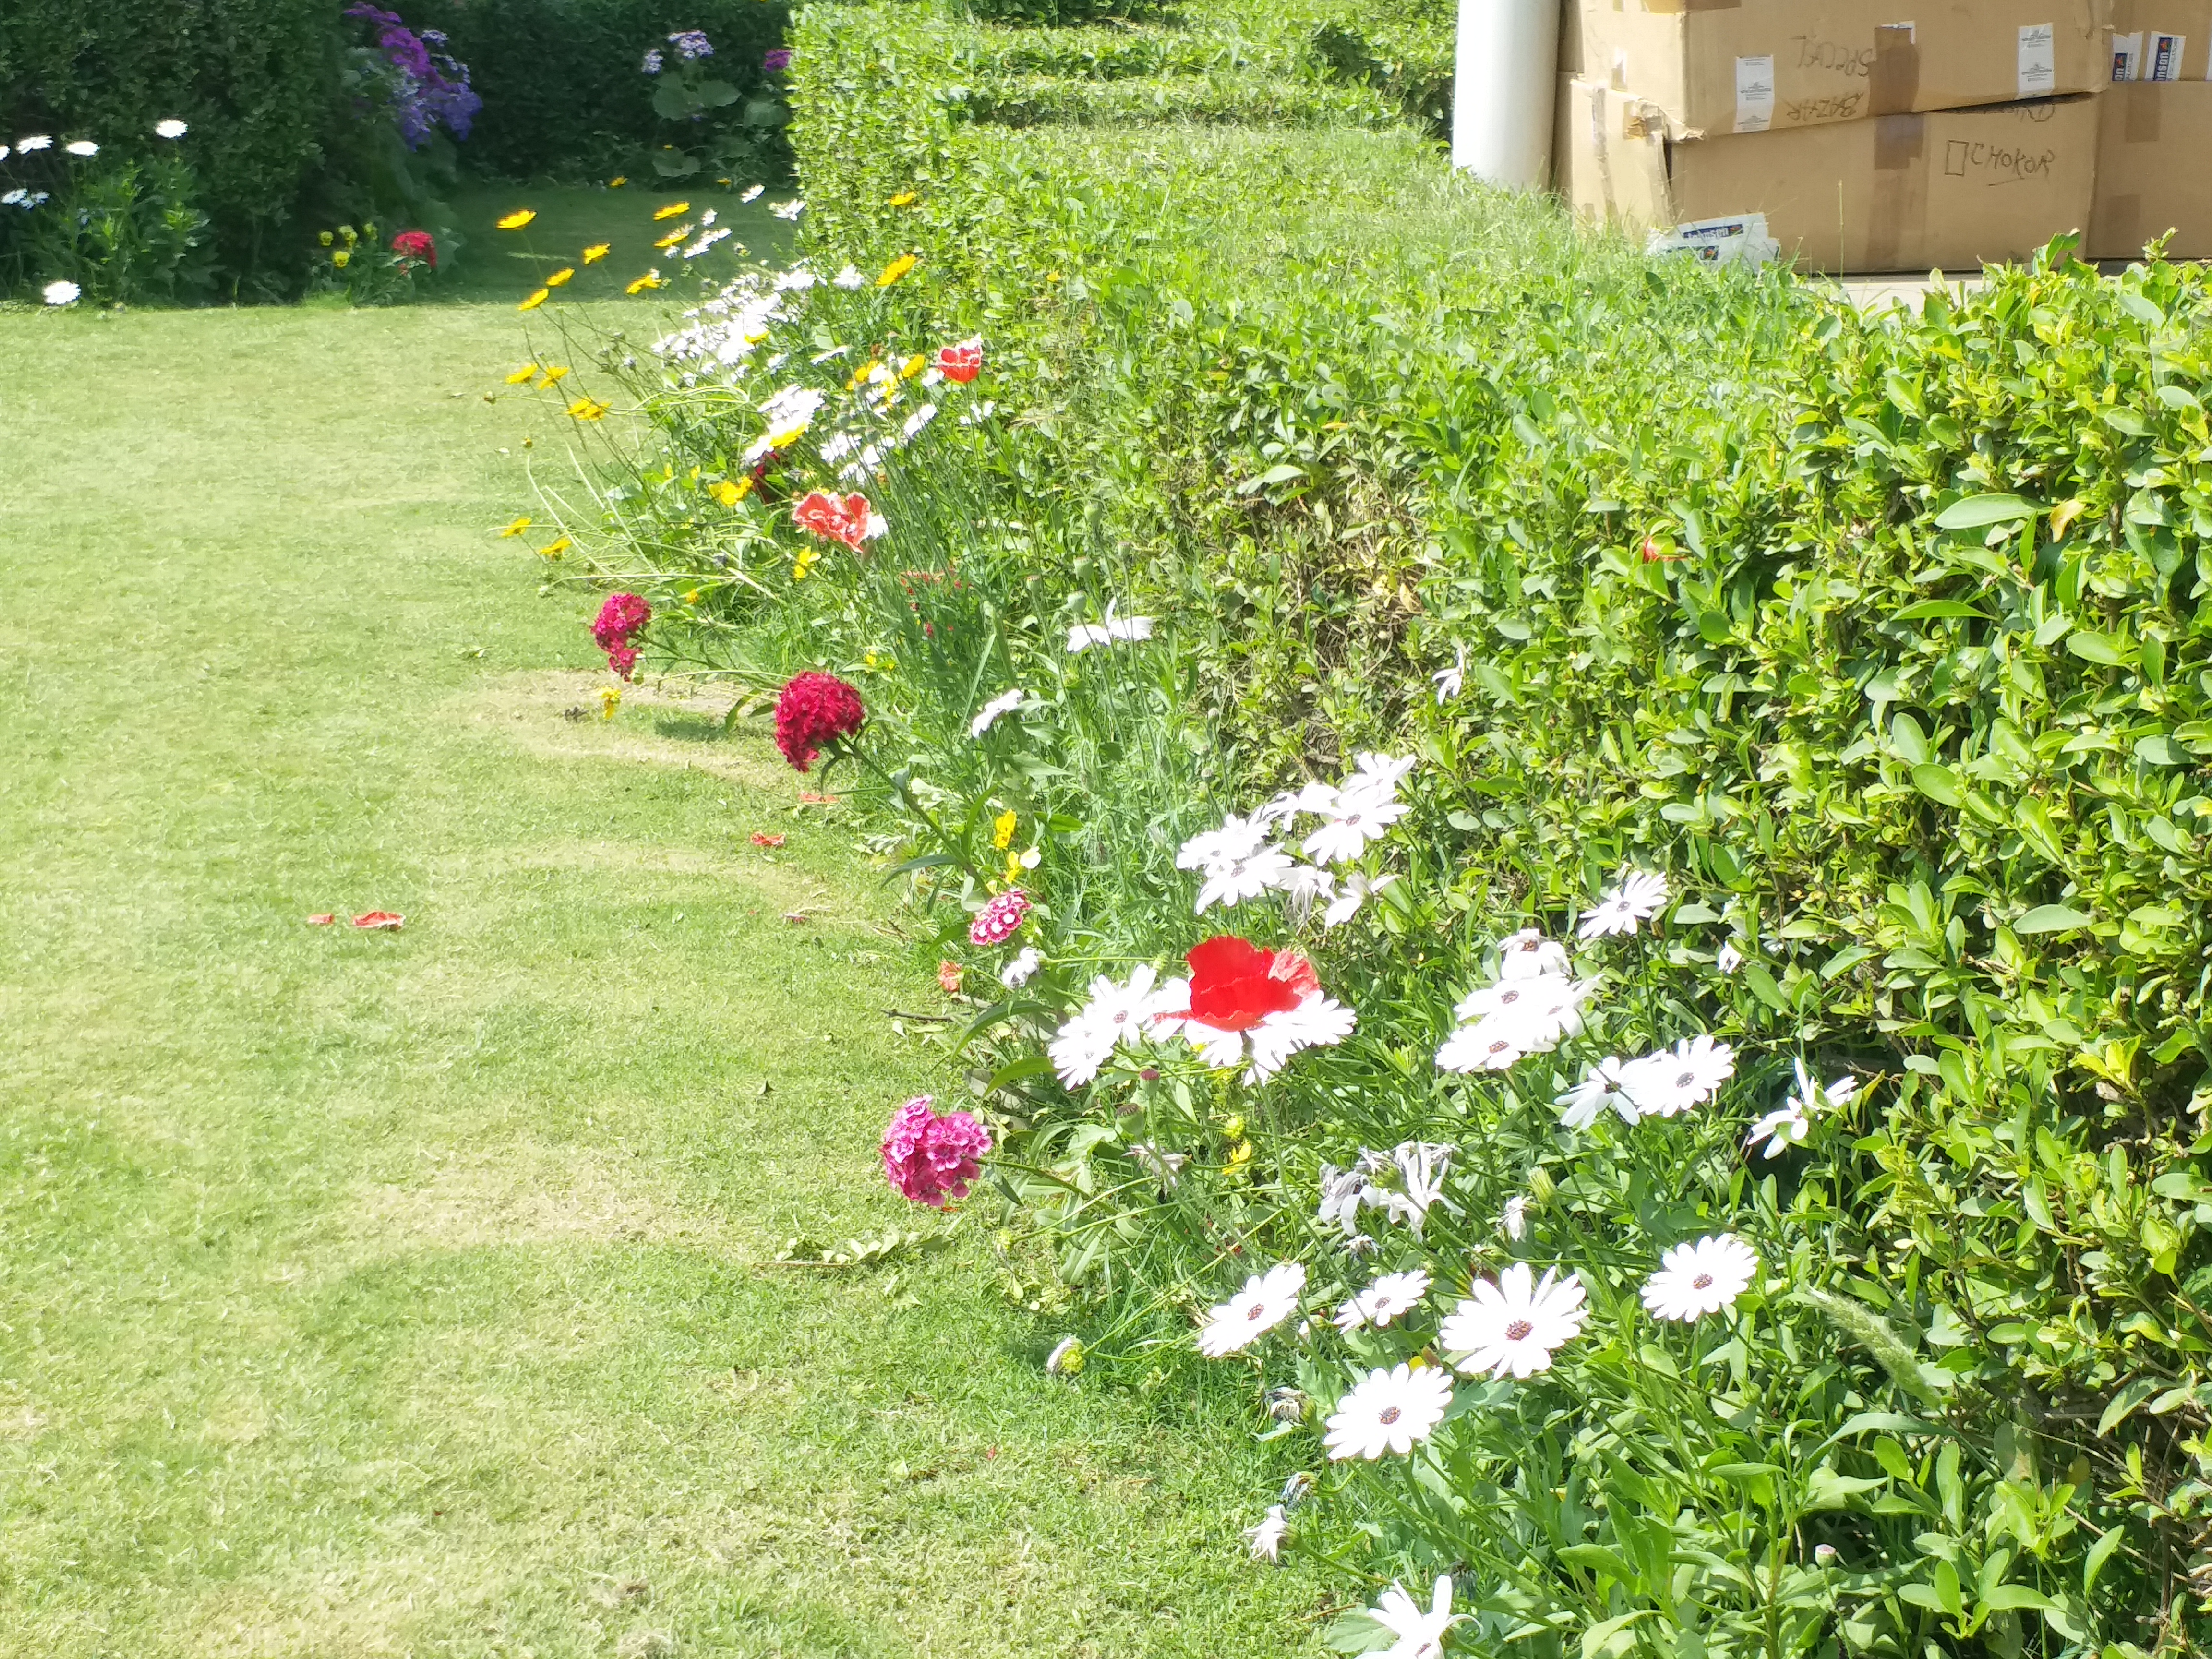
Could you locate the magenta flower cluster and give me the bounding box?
[881,1095,991,1208]
[591,591,652,680]
[344,3,480,148]
[969,889,1031,947]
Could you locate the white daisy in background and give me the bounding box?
[0,146,9,162]
[968,687,1026,737]
[42,279,80,307]
[900,403,938,440]
[1715,939,1744,974]
[1497,926,1572,980]
[1346,751,1417,796]
[64,139,97,156]
[1252,779,1341,827]
[1365,1142,1454,1235]
[999,946,1042,988]
[1322,1363,1454,1459]
[1451,973,1592,1039]
[1435,1016,1537,1073]
[832,263,865,288]
[1317,1163,1370,1239]
[1365,1575,1461,1659]
[1555,1056,1636,1130]
[740,183,765,203]
[1322,871,1397,926]
[1176,987,1356,1084]
[1334,1268,1431,1332]
[153,119,188,139]
[1500,1194,1529,1241]
[1197,1261,1307,1357]
[1790,1056,1861,1116]
[1127,1142,1186,1190]
[769,198,805,219]
[1177,813,1268,875]
[1641,1233,1759,1322]
[1245,1504,1289,1562]
[1301,783,1408,866]
[17,135,53,152]
[1744,1100,1810,1159]
[1576,869,1671,939]
[1047,963,1176,1087]
[1275,861,1340,918]
[1441,1263,1589,1379]
[1619,1034,1736,1118]
[1065,601,1154,653]
[1431,643,1467,704]
[1197,846,1294,914]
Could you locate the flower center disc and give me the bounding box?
[1692,1273,1713,1290]
[1246,1304,1267,1321]
[1676,1071,1695,1089]
[1504,1319,1533,1342]
[1377,1406,1402,1425]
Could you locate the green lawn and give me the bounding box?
[0,272,1327,1654]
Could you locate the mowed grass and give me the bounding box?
[0,275,1328,1654]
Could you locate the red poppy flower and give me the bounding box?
[1183,936,1316,1031]
[936,337,982,384]
[352,911,404,930]
[773,672,866,771]
[793,490,878,550]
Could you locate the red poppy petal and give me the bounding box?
[351,911,404,929]
[307,913,337,925]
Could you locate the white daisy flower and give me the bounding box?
[1641,1233,1758,1322]
[64,139,97,157]
[1,189,21,205]
[1555,1056,1636,1130]
[1788,1056,1861,1116]
[17,135,53,152]
[1365,1142,1454,1234]
[1322,871,1396,926]
[1440,1263,1589,1380]
[1500,1195,1529,1241]
[1273,861,1340,918]
[1435,1013,1537,1074]
[769,198,804,219]
[1317,1163,1370,1240]
[153,119,188,139]
[1065,601,1154,653]
[831,263,865,288]
[1715,940,1744,974]
[1451,972,1594,1044]
[740,184,765,203]
[1300,782,1408,866]
[1345,751,1417,797]
[1432,644,1466,704]
[1334,1268,1431,1331]
[1577,869,1671,938]
[41,279,80,307]
[1166,986,1356,1084]
[900,403,938,440]
[1047,963,1175,1087]
[1744,1101,1810,1158]
[1366,1575,1461,1659]
[1197,1261,1306,1357]
[1177,814,1271,874]
[1322,1363,1453,1460]
[969,687,1026,737]
[999,946,1042,988]
[1195,846,1294,914]
[1619,1034,1736,1118]
[1252,780,1340,827]
[1245,1504,1289,1562]
[1497,926,1572,980]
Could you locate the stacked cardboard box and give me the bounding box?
[2092,0,2212,256]
[1555,0,2111,273]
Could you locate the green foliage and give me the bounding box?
[2,148,215,304]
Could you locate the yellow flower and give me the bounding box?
[363,222,376,238]
[339,225,357,243]
[538,364,569,386]
[847,361,878,390]
[518,288,550,311]
[499,516,532,537]
[716,176,732,186]
[1227,1141,1255,1169]
[899,353,926,380]
[875,253,918,287]
[992,809,1017,851]
[888,192,916,206]
[331,249,350,268]
[496,208,537,230]
[505,363,539,385]
[599,686,621,720]
[625,270,663,294]
[582,242,610,264]
[652,201,691,220]
[538,536,571,559]
[608,176,628,188]
[708,477,752,506]
[654,228,688,249]
[767,422,809,450]
[544,267,575,287]
[1003,851,1023,885]
[567,396,609,421]
[318,230,334,246]
[792,545,820,581]
[683,588,701,604]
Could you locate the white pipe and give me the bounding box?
[1452,0,1560,187]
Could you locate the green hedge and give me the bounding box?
[0,0,339,270]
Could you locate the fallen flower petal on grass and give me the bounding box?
[351,912,404,930]
[750,831,786,847]
[307,914,337,926]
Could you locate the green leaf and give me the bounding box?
[2064,630,2129,666]
[1911,763,1963,807]
[1323,1611,1394,1654]
[1935,493,2038,529]
[2014,904,2092,935]
[1581,1612,1653,1659]
[1556,1544,1635,1583]
[1893,600,1992,621]
[2135,734,2189,766]
[2084,1524,2126,1593]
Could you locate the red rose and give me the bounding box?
[774,672,866,771]
[936,337,982,384]
[1183,936,1315,1032]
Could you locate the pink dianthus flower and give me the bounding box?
[970,889,1030,947]
[881,1094,992,1208]
[591,591,652,680]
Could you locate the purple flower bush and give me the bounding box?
[343,3,481,149]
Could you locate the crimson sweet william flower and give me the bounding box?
[591,591,651,680]
[970,889,1030,947]
[793,490,882,550]
[882,1094,991,1207]
[391,228,436,266]
[936,337,982,383]
[774,672,866,771]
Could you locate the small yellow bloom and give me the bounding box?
[567,396,609,421]
[505,363,539,385]
[544,267,575,287]
[888,192,916,206]
[683,588,701,604]
[899,353,926,380]
[339,225,357,243]
[848,361,878,390]
[875,253,918,287]
[318,230,334,246]
[744,328,770,345]
[497,208,537,230]
[992,809,1017,851]
[1003,851,1023,885]
[767,422,809,450]
[538,536,571,559]
[538,365,570,386]
[625,270,663,294]
[1046,270,1061,282]
[708,477,752,506]
[1228,1141,1254,1168]
[363,222,376,239]
[654,228,688,249]
[582,242,610,264]
[599,685,621,720]
[518,288,550,311]
[499,516,532,537]
[652,201,691,221]
[608,176,628,187]
[792,545,820,581]
[331,249,350,268]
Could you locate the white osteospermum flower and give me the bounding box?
[1367,1575,1461,1659]
[1367,1142,1453,1234]
[969,688,1026,738]
[1555,1056,1636,1130]
[740,184,765,203]
[1440,1263,1589,1380]
[1065,602,1154,653]
[1231,993,1358,1084]
[1716,940,1744,974]
[1744,1101,1811,1159]
[154,119,188,139]
[1789,1056,1861,1116]
[1322,1363,1453,1460]
[1300,783,1408,866]
[1346,751,1417,798]
[999,946,1042,988]
[17,135,53,152]
[1436,1013,1537,1074]
[1334,1268,1431,1332]
[1452,972,1592,1037]
[64,139,98,157]
[42,279,80,307]
[1432,643,1466,704]
[1197,1262,1306,1357]
[1253,780,1341,827]
[1177,813,1271,875]
[1497,926,1572,980]
[1274,861,1339,918]
[1500,1195,1529,1241]
[1322,871,1396,927]
[1195,846,1294,915]
[1577,869,1671,938]
[1047,963,1174,1087]
[901,403,938,440]
[1317,1163,1370,1239]
[1641,1234,1759,1322]
[769,198,805,219]
[1245,1504,1289,1562]
[1619,1034,1736,1118]
[831,263,865,288]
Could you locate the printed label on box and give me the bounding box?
[2112,30,2144,80]
[1734,54,1776,132]
[2149,31,2187,78]
[2018,24,2058,96]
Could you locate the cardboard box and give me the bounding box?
[2107,0,2208,79]
[1557,79,2100,272]
[2092,82,2212,254]
[1578,0,2110,136]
